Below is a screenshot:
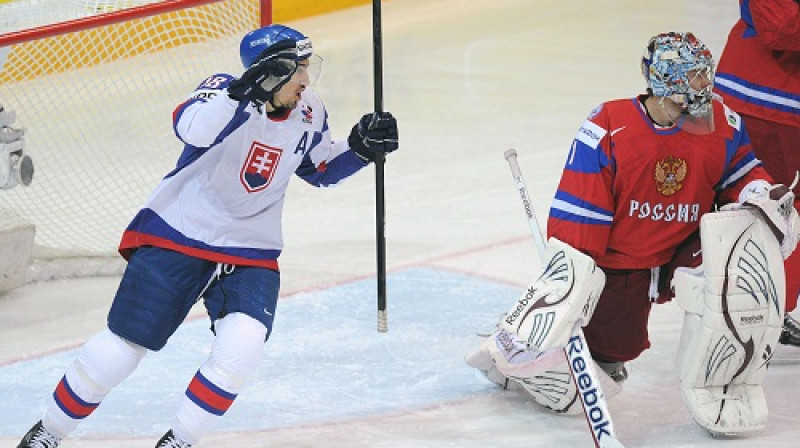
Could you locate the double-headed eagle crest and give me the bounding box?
[654,155,687,196]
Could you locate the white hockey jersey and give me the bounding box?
[119,74,367,269]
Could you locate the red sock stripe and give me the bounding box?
[53,376,99,419]
[185,371,236,416]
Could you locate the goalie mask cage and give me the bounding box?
[0,0,270,280]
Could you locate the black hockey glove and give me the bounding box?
[348,112,399,163]
[228,40,298,108]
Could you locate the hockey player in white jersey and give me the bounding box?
[17,24,398,448]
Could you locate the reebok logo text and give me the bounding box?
[566,335,614,442]
[505,286,537,326]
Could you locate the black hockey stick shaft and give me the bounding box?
[373,0,388,333]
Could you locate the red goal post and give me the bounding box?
[0,1,271,48]
[0,0,271,281]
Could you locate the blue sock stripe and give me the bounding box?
[53,376,100,419]
[195,371,237,400]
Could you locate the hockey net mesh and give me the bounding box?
[0,0,263,278]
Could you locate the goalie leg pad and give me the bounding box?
[500,237,606,350]
[465,329,621,414]
[464,329,550,390]
[512,341,623,415]
[673,208,785,435]
[512,349,581,414]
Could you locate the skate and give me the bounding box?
[595,360,629,383]
[17,421,60,448]
[155,429,192,448]
[779,314,800,347]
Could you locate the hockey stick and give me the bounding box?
[504,148,624,448]
[372,0,388,333]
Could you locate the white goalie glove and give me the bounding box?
[0,105,34,189]
[732,180,798,259]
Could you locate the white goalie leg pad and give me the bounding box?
[465,329,621,414]
[673,208,785,435]
[512,349,582,414]
[500,237,605,350]
[511,334,623,416]
[464,330,521,390]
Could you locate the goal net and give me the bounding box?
[0,0,269,281]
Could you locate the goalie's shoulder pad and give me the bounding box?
[500,238,605,350]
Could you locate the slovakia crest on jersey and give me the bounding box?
[240,142,282,193]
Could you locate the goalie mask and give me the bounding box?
[641,32,715,133]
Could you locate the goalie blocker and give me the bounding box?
[672,207,785,436]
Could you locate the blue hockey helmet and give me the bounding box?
[239,24,314,68]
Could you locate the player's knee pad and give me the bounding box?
[74,328,147,394]
[202,312,267,390]
[673,208,785,435]
[51,327,146,425]
[500,237,605,351]
[45,328,146,436]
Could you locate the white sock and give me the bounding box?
[43,328,146,438]
[171,313,266,444]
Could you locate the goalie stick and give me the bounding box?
[504,148,625,448]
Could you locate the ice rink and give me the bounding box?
[2,0,800,446]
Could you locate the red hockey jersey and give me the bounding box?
[547,97,771,270]
[714,0,800,128]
